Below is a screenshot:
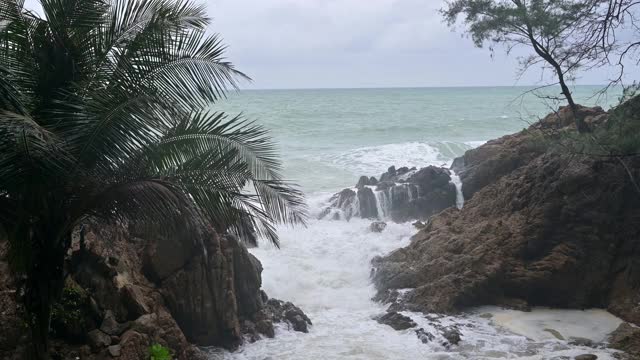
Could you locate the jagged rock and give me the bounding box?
[376,312,416,331]
[263,299,312,333]
[318,189,357,220]
[323,164,456,223]
[415,328,435,343]
[375,181,394,191]
[412,221,426,229]
[372,106,640,329]
[369,177,379,185]
[100,310,131,336]
[356,176,370,189]
[442,326,462,346]
[255,319,275,338]
[568,337,595,347]
[370,221,387,233]
[107,344,121,357]
[380,166,397,182]
[358,187,378,219]
[609,323,640,359]
[87,329,111,352]
[452,105,608,201]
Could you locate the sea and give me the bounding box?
[209,86,626,360]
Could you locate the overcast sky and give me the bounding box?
[24,0,640,89]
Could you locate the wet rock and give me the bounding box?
[568,337,595,347]
[574,355,597,360]
[357,187,378,219]
[263,299,312,333]
[318,189,357,220]
[380,166,397,182]
[356,176,371,189]
[376,181,395,191]
[415,328,435,343]
[369,177,379,185]
[255,319,275,338]
[376,311,416,331]
[372,123,640,321]
[100,310,131,336]
[325,164,456,223]
[370,221,387,233]
[609,322,640,358]
[544,328,565,340]
[442,326,462,346]
[87,329,111,352]
[412,221,426,229]
[107,344,121,357]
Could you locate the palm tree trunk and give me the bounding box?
[28,264,53,360]
[27,231,68,360]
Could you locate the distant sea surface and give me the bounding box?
[218,86,620,191]
[214,86,625,360]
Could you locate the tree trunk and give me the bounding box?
[26,232,68,360]
[557,70,590,133]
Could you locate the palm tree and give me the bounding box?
[0,0,307,358]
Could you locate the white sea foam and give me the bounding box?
[328,142,451,177]
[215,192,623,360]
[215,139,622,359]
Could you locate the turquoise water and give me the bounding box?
[217,86,620,191]
[216,86,625,360]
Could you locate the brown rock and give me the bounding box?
[376,312,416,331]
[372,107,640,327]
[87,329,111,352]
[609,323,640,359]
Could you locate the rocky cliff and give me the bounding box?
[319,165,457,223]
[0,220,310,359]
[372,106,640,354]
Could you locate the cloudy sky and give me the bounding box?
[24,0,640,89]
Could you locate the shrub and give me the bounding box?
[149,344,172,360]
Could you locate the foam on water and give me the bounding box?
[327,142,453,177]
[213,140,623,359]
[217,200,623,359]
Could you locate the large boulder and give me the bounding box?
[0,218,310,359]
[373,107,640,333]
[452,105,608,201]
[319,165,457,223]
[608,323,640,359]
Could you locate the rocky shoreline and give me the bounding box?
[2,105,640,359]
[367,106,640,359]
[0,219,311,359]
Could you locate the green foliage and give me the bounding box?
[149,344,172,360]
[0,0,307,357]
[50,281,93,341]
[442,0,599,49]
[592,91,640,156]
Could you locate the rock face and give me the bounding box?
[373,106,640,334]
[609,323,640,359]
[0,219,310,359]
[319,165,457,223]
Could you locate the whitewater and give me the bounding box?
[210,87,625,359]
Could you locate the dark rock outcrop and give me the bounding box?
[370,221,387,233]
[376,311,416,330]
[319,165,457,223]
[0,219,310,359]
[373,106,640,336]
[609,323,640,359]
[452,105,608,201]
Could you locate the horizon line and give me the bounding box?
[239,84,612,91]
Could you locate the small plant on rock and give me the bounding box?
[149,344,172,360]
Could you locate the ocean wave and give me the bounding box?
[325,141,485,178]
